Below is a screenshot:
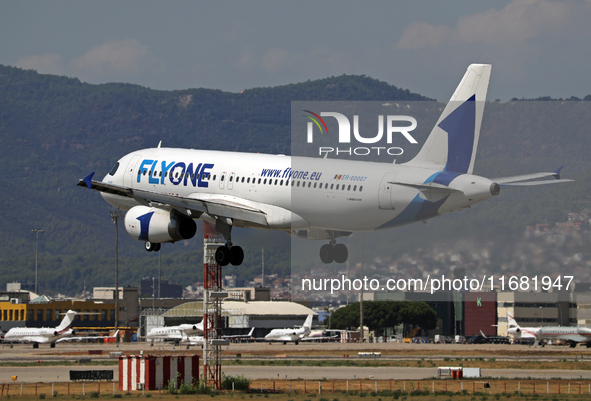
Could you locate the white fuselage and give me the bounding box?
[264,327,308,342]
[4,327,73,344]
[537,326,591,344]
[101,148,497,238]
[146,323,202,340]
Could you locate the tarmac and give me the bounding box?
[2,341,591,383]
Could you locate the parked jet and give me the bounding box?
[494,312,540,341]
[146,322,203,345]
[179,327,255,349]
[4,310,76,348]
[265,314,313,344]
[79,64,572,265]
[536,326,591,348]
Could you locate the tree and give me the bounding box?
[329,301,436,336]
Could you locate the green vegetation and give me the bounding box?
[328,301,437,335]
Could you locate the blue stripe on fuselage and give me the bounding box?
[376,171,461,230]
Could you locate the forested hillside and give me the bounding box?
[0,64,589,296]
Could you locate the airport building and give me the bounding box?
[496,291,577,336]
[140,299,316,338]
[0,286,139,334]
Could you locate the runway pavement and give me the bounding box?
[2,341,591,383]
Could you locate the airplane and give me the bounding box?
[505,312,540,340]
[501,312,591,348]
[493,312,540,342]
[78,64,572,265]
[264,314,313,345]
[535,326,591,348]
[4,310,76,348]
[179,327,255,349]
[179,333,204,349]
[146,321,203,345]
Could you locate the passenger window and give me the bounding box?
[348,185,351,191]
[336,184,339,190]
[264,179,267,184]
[274,179,278,185]
[360,186,363,192]
[258,178,261,184]
[308,182,311,188]
[353,185,357,191]
[247,178,250,183]
[229,176,233,182]
[242,177,245,183]
[330,184,334,189]
[297,181,300,187]
[221,175,225,181]
[280,180,283,185]
[213,175,217,180]
[314,183,317,188]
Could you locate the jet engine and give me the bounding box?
[124,206,197,244]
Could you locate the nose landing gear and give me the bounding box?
[144,241,161,252]
[320,241,348,264]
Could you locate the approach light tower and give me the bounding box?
[202,223,228,389]
[32,229,44,294]
[110,210,125,334]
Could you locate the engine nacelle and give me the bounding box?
[125,206,196,244]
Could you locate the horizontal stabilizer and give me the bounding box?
[493,169,562,184]
[494,166,573,189]
[500,179,574,189]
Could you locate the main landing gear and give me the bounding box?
[320,241,348,264]
[215,245,244,266]
[144,242,161,252]
[213,219,244,266]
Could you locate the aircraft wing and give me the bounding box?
[492,167,574,189]
[78,173,268,226]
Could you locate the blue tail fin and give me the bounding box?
[406,64,491,174]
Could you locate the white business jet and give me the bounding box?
[4,310,76,348]
[264,314,313,344]
[78,64,571,265]
[146,321,203,345]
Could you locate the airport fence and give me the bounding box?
[249,379,591,396]
[2,379,591,397]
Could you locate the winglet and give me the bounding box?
[81,172,95,189]
[553,166,564,180]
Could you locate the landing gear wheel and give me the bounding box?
[50,343,56,348]
[215,246,231,266]
[333,243,348,264]
[320,244,334,264]
[229,246,244,266]
[33,343,39,349]
[152,243,161,252]
[145,241,156,252]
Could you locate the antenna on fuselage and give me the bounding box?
[157,141,162,148]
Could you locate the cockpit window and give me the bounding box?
[108,162,120,176]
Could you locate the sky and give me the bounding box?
[2,0,590,101]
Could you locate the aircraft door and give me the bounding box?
[124,155,142,188]
[219,172,226,189]
[228,172,235,190]
[378,173,397,209]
